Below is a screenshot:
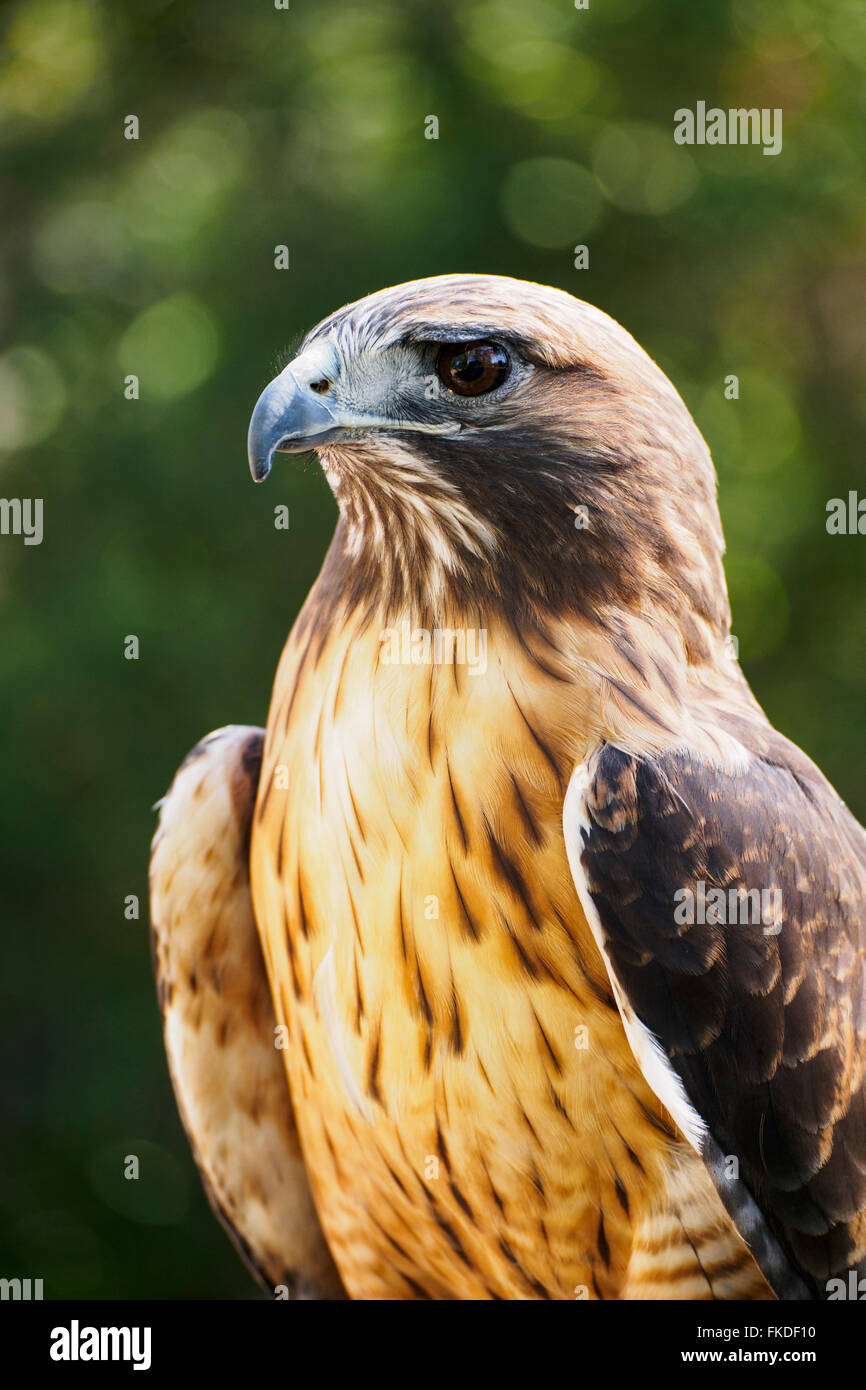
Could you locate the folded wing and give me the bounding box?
[150,725,344,1299]
[563,737,866,1299]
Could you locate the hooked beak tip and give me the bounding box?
[248,448,273,483]
[247,368,338,483]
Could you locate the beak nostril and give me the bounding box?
[310,378,333,394]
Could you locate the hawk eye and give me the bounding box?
[436,340,510,397]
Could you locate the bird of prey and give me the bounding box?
[150,274,866,1301]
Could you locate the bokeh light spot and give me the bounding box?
[593,121,699,215]
[0,0,105,127]
[501,158,604,248]
[117,294,220,401]
[34,198,128,295]
[0,346,67,453]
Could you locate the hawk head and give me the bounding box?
[247,274,729,656]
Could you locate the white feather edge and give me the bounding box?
[312,944,374,1123]
[562,761,708,1154]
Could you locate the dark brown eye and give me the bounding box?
[436,340,510,397]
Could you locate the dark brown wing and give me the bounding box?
[564,737,866,1299]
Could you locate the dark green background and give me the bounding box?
[1,0,864,1297]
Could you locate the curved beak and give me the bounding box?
[247,371,339,482]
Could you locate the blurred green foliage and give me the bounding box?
[1,0,864,1298]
